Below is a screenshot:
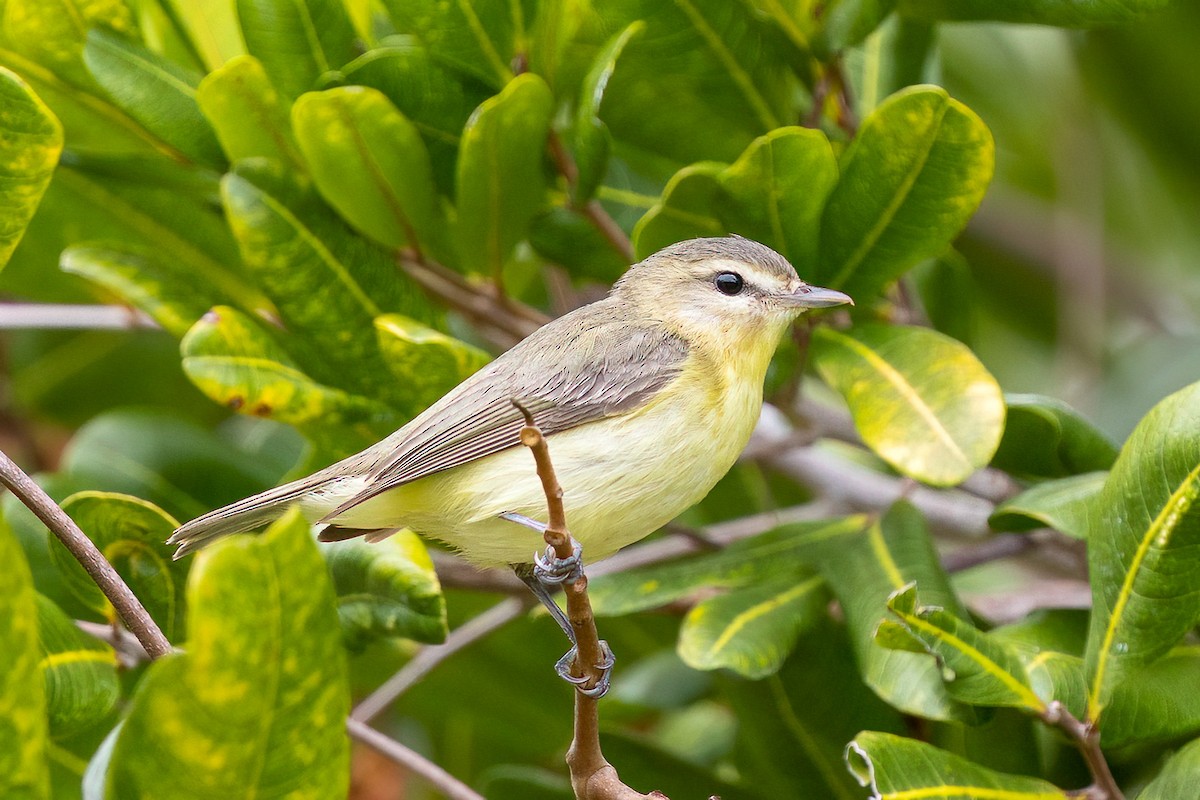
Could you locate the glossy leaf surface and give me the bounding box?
[374,314,489,418]
[36,594,119,737]
[0,69,62,271]
[106,509,350,798]
[632,163,725,259]
[989,472,1106,538]
[812,324,1005,486]
[992,394,1118,479]
[196,55,304,169]
[236,0,357,99]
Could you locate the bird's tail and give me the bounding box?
[166,472,335,559]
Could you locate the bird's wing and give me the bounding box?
[321,310,689,520]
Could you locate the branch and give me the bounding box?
[352,597,531,724]
[0,303,159,330]
[513,405,665,800]
[1041,702,1124,800]
[346,718,486,800]
[0,448,173,659]
[547,131,635,262]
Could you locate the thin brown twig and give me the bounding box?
[513,403,664,800]
[346,718,486,800]
[1040,702,1124,800]
[352,596,532,723]
[0,448,173,659]
[546,131,635,262]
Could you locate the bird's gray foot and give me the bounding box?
[533,540,583,586]
[555,641,616,699]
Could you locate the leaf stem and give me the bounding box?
[1041,701,1124,800]
[547,131,635,262]
[0,448,173,659]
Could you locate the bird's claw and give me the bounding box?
[555,641,616,698]
[533,540,583,586]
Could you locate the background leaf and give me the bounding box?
[1137,736,1200,800]
[236,0,358,99]
[0,68,63,271]
[36,594,119,737]
[992,394,1119,479]
[196,54,304,169]
[989,472,1106,538]
[632,162,725,259]
[106,509,350,798]
[900,0,1173,27]
[812,324,1006,486]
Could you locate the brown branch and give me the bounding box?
[346,718,486,800]
[513,404,665,800]
[1041,702,1124,800]
[547,131,635,262]
[352,597,531,723]
[0,448,173,659]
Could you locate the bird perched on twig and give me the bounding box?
[168,236,851,692]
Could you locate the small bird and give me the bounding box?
[169,236,850,566]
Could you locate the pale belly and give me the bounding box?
[323,377,763,566]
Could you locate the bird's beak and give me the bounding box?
[779,284,854,309]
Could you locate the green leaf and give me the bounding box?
[106,509,350,798]
[814,0,897,55]
[1102,646,1200,749]
[589,517,865,617]
[722,620,904,800]
[900,0,1172,27]
[592,0,795,169]
[911,249,976,345]
[990,609,1090,721]
[572,21,643,204]
[0,69,63,272]
[632,162,726,260]
[59,408,294,524]
[340,40,490,194]
[379,0,530,87]
[989,472,1106,538]
[817,85,994,300]
[0,509,50,799]
[1084,380,1200,720]
[846,731,1068,799]
[992,394,1119,479]
[455,73,553,276]
[60,244,226,337]
[35,594,119,737]
[811,502,975,722]
[1137,736,1200,800]
[0,0,138,87]
[374,313,489,418]
[181,306,397,455]
[878,584,1048,713]
[679,573,827,678]
[292,86,445,255]
[716,127,838,271]
[812,324,1005,486]
[49,492,188,641]
[83,29,225,168]
[220,171,424,395]
[236,0,358,99]
[527,207,629,282]
[196,55,304,170]
[320,531,447,652]
[155,0,246,71]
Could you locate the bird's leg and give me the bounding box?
[502,512,615,698]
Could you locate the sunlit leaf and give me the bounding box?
[0,68,63,272]
[106,509,350,798]
[679,573,827,678]
[236,0,358,99]
[572,21,643,204]
[716,127,838,270]
[455,73,553,277]
[35,594,119,737]
[379,0,530,87]
[812,324,1005,486]
[374,314,489,418]
[1084,380,1200,720]
[810,502,975,721]
[196,55,304,170]
[632,162,726,260]
[292,86,446,256]
[0,0,138,87]
[83,29,224,168]
[48,492,187,641]
[877,583,1047,713]
[0,511,49,798]
[989,472,1105,538]
[818,85,994,300]
[992,394,1118,479]
[321,531,447,651]
[846,731,1068,798]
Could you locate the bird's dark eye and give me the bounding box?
[714,271,744,296]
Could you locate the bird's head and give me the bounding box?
[612,236,852,347]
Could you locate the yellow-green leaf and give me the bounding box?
[0,68,63,272]
[812,324,1005,486]
[1,0,138,87]
[106,509,351,798]
[374,314,489,418]
[36,594,119,737]
[196,55,304,170]
[632,162,726,260]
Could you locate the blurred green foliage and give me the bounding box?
[1,0,1199,798]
